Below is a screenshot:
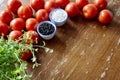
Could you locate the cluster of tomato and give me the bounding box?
[0,0,113,40]
[65,0,113,24]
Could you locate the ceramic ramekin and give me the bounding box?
[37,21,57,40]
[49,8,68,27]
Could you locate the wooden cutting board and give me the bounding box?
[0,0,120,80]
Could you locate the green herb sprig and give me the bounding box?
[0,35,53,80]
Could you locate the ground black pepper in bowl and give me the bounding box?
[37,21,57,40]
[38,23,55,35]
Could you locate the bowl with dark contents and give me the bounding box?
[49,8,68,27]
[37,21,57,40]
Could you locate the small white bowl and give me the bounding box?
[37,21,57,40]
[49,8,68,27]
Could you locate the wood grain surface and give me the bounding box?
[0,0,120,80]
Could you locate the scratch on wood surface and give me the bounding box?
[64,61,79,80]
[60,57,68,65]
[103,34,106,38]
[85,71,89,74]
[89,24,96,29]
[106,52,114,64]
[85,37,89,40]
[61,73,65,78]
[86,62,89,65]
[90,42,95,47]
[117,38,120,45]
[99,67,109,80]
[80,50,86,56]
[71,44,78,52]
[116,9,120,16]
[100,71,106,79]
[106,56,111,62]
[102,25,107,29]
[108,0,114,6]
[111,48,114,52]
[105,67,109,71]
[106,47,114,64]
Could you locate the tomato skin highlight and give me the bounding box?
[35,9,49,22]
[26,31,39,44]
[10,18,25,31]
[76,0,89,9]
[30,0,45,11]
[9,30,23,41]
[94,0,107,10]
[17,5,33,20]
[82,4,98,19]
[98,9,113,24]
[7,0,22,14]
[0,9,13,24]
[0,22,9,36]
[65,2,80,17]
[26,18,38,31]
[56,0,70,8]
[44,0,58,13]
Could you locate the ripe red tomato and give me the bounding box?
[94,0,107,10]
[10,18,25,31]
[76,0,89,9]
[0,9,13,24]
[25,31,39,44]
[82,4,98,19]
[9,30,23,41]
[35,9,49,22]
[17,5,33,20]
[56,0,70,8]
[7,0,22,14]
[65,2,80,17]
[26,18,38,31]
[21,50,32,61]
[30,0,45,11]
[44,0,58,13]
[98,9,113,24]
[0,22,9,36]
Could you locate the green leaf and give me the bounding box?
[13,68,21,75]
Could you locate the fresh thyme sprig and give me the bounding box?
[0,35,53,80]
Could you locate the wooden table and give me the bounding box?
[0,0,120,80]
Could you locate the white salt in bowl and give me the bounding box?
[49,8,68,27]
[37,21,57,40]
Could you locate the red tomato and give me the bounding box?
[76,0,89,9]
[30,0,45,11]
[7,0,22,14]
[17,5,33,20]
[35,9,49,22]
[0,9,13,24]
[65,2,80,17]
[56,0,70,8]
[21,50,32,61]
[44,0,58,13]
[26,18,38,31]
[82,4,98,19]
[26,31,39,44]
[10,18,25,31]
[98,9,113,24]
[9,30,23,41]
[0,22,9,36]
[94,0,107,10]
